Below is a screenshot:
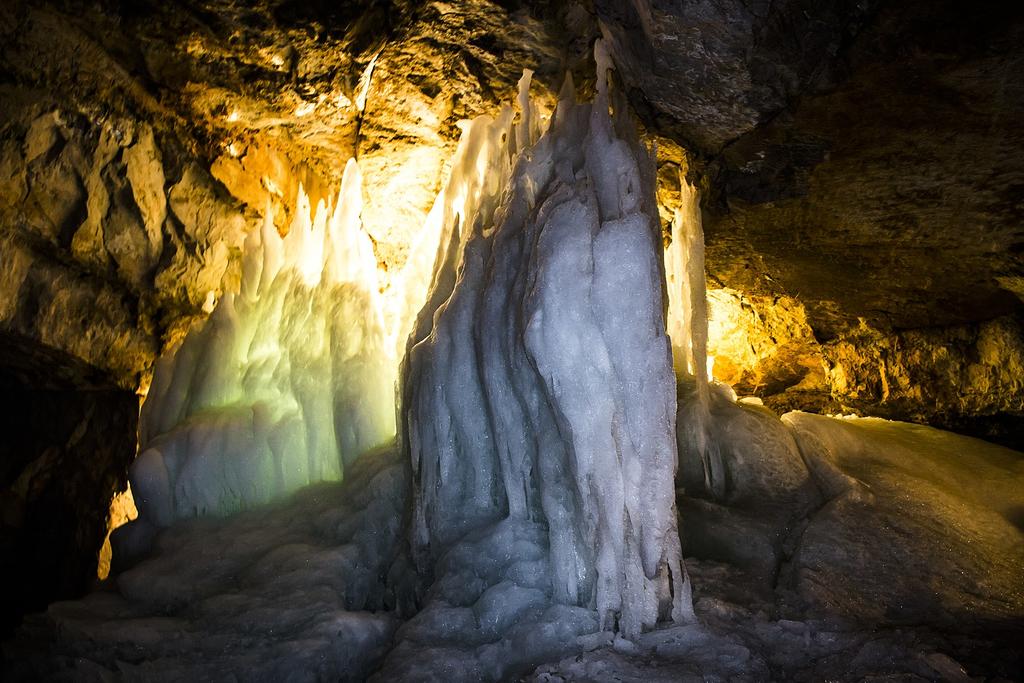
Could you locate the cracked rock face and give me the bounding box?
[596,0,1022,346]
[601,0,1024,434]
[697,0,1023,338]
[595,0,875,153]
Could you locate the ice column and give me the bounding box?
[131,160,396,526]
[403,43,692,638]
[665,177,725,498]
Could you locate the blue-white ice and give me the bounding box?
[396,41,692,678]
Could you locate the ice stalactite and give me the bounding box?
[666,177,726,499]
[396,41,691,676]
[666,184,819,523]
[130,160,396,529]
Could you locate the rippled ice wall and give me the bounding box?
[130,160,396,528]
[126,41,695,672]
[400,42,692,652]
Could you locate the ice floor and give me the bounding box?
[5,414,1022,681]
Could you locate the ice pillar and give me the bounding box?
[402,44,692,637]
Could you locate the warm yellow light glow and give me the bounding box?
[705,288,754,384]
[334,91,353,109]
[202,290,218,313]
[704,287,824,393]
[226,142,241,157]
[262,175,283,198]
[227,109,241,123]
[294,101,316,117]
[97,484,138,580]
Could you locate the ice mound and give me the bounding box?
[397,40,691,677]
[131,160,396,528]
[8,446,408,681]
[15,451,1015,681]
[781,411,1024,625]
[527,557,1011,682]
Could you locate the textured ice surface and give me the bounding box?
[8,446,408,681]
[397,42,691,677]
[526,558,1012,682]
[10,441,1021,680]
[131,160,396,526]
[676,379,818,509]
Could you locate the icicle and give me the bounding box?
[666,175,725,498]
[257,199,283,292]
[515,69,534,153]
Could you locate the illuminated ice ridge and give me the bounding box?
[131,160,398,526]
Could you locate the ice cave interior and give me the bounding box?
[1,1,1023,681]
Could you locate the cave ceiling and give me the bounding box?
[1,0,1022,373]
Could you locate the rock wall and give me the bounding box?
[704,289,826,398]
[823,315,1024,448]
[600,0,1024,433]
[0,93,258,382]
[1,1,262,625]
[695,287,1024,447]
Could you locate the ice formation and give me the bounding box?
[399,40,691,668]
[116,39,706,679]
[130,160,396,527]
[12,49,1024,683]
[665,178,726,498]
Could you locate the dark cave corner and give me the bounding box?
[0,333,136,639]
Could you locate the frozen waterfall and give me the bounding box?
[130,160,397,528]
[123,42,698,676]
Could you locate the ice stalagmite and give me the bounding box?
[400,41,692,659]
[666,177,726,498]
[130,160,395,527]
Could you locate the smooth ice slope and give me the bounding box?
[399,42,691,674]
[781,411,1024,624]
[131,160,396,526]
